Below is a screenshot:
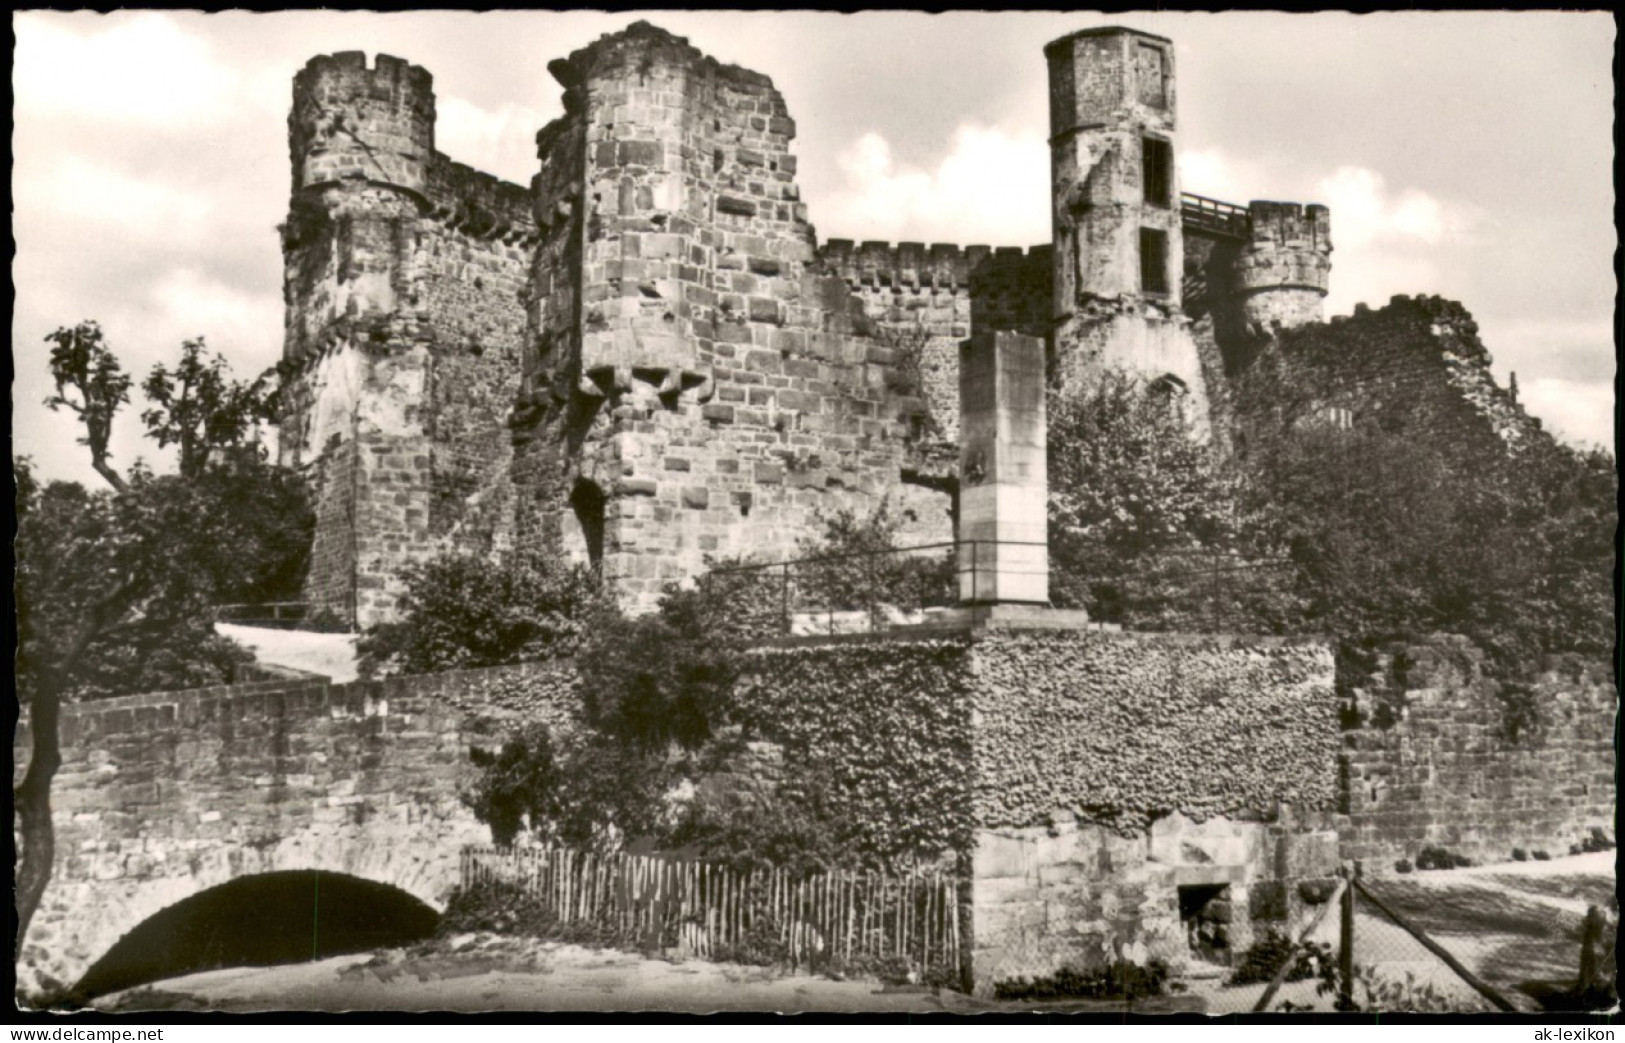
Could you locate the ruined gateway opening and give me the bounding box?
[1178,883,1233,964]
[74,871,438,1001]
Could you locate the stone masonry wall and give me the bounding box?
[1339,635,1615,869]
[13,661,580,998]
[735,624,1344,992]
[509,24,955,607]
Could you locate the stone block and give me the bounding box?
[1248,881,1290,923]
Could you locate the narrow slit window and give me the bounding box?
[1140,228,1169,295]
[1143,137,1173,208]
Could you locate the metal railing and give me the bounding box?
[700,540,1050,638]
[1181,192,1251,239]
[698,542,1308,638]
[1064,548,1303,635]
[213,601,311,628]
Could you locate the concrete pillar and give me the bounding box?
[958,330,1048,604]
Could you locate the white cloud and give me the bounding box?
[146,268,284,371]
[437,96,551,185]
[818,124,1049,245]
[1518,377,1616,450]
[1177,148,1266,205]
[13,12,243,128]
[14,155,214,244]
[1314,166,1482,249]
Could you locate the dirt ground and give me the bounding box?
[93,852,1614,1015]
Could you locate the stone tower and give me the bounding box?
[1045,27,1211,433]
[1234,201,1333,332]
[279,52,533,626]
[507,22,950,611]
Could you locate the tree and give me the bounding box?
[44,321,132,492]
[1046,368,1264,626]
[16,324,311,963]
[141,337,275,479]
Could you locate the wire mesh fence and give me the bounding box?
[1192,863,1616,1014]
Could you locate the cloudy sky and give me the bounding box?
[13,10,1616,486]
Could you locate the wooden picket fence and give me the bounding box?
[461,845,962,976]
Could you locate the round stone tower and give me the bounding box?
[1234,201,1332,331]
[290,52,435,200]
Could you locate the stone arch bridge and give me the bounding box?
[13,662,577,999]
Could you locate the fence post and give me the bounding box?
[867,551,876,632]
[1579,905,1605,992]
[781,563,790,635]
[1339,862,1357,1011]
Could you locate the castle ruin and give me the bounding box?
[276,22,1528,626]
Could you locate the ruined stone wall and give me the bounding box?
[813,241,1054,447]
[1339,635,1615,869]
[509,24,954,606]
[736,624,1343,990]
[12,661,580,998]
[279,53,533,625]
[1244,294,1547,457]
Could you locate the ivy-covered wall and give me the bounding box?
[736,636,977,868]
[970,631,1340,831]
[733,627,1344,991]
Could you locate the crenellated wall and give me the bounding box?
[275,23,1571,638]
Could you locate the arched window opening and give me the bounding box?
[569,479,607,570]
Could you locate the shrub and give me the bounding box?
[1228,930,1331,986]
[1415,846,1473,871]
[1512,848,1529,862]
[1579,828,1615,853]
[1532,850,1551,861]
[357,549,603,677]
[993,959,1169,1002]
[1395,859,1414,874]
[438,879,635,950]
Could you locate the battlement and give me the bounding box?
[817,240,1052,292]
[294,51,434,92]
[424,155,537,243]
[548,20,781,111]
[291,51,437,197]
[1246,200,1331,248]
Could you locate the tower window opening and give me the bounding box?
[1140,228,1170,295]
[1143,137,1173,208]
[569,479,606,570]
[1136,43,1168,108]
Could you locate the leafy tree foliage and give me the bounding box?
[141,337,275,478]
[462,723,681,851]
[44,321,133,491]
[789,501,956,615]
[17,323,311,956]
[1046,369,1265,627]
[17,461,312,703]
[356,551,604,677]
